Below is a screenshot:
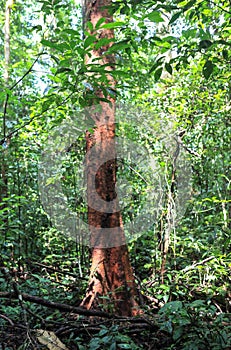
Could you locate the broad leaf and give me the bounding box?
[199,40,213,50]
[165,63,173,75]
[41,39,58,49]
[203,60,214,79]
[84,35,96,49]
[86,21,94,31]
[146,11,164,23]
[154,67,163,81]
[169,11,182,24]
[94,38,114,50]
[95,17,106,29]
[106,41,130,54]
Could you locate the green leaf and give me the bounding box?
[160,301,183,313]
[146,11,164,23]
[182,28,197,39]
[101,21,125,29]
[155,67,163,81]
[165,63,173,75]
[203,60,214,79]
[59,59,71,67]
[89,339,101,350]
[63,28,79,36]
[109,343,116,350]
[102,335,113,344]
[183,0,196,10]
[55,42,70,51]
[111,70,130,78]
[199,40,213,50]
[32,25,42,32]
[106,41,130,53]
[94,38,114,50]
[222,49,229,60]
[76,47,85,56]
[84,35,96,48]
[98,328,108,336]
[173,327,183,341]
[190,300,206,308]
[169,11,182,24]
[149,64,157,74]
[87,21,94,31]
[149,57,164,74]
[95,17,106,29]
[41,39,58,49]
[162,35,178,44]
[150,35,162,42]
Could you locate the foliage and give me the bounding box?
[0,0,230,348]
[73,325,141,350]
[158,300,231,350]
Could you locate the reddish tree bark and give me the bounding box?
[80,0,140,316]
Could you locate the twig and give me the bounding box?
[0,90,76,146]
[0,313,14,325]
[9,52,44,91]
[1,52,44,140]
[177,134,200,158]
[29,261,87,280]
[118,159,148,184]
[210,0,231,15]
[182,256,216,273]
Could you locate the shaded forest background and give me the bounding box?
[0,0,230,349]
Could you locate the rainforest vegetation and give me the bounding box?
[0,0,230,349]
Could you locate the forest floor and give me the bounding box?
[0,316,173,350]
[0,296,230,350]
[0,262,231,349]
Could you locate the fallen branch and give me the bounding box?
[0,291,159,328]
[0,292,112,318]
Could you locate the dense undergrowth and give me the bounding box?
[1,0,231,348]
[0,225,230,349]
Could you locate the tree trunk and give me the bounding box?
[0,0,13,232]
[80,0,140,316]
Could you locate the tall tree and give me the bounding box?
[80,0,140,316]
[0,0,13,233]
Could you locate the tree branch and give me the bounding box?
[0,313,14,325]
[0,291,160,327]
[210,1,231,15]
[0,91,77,146]
[1,52,44,143]
[0,291,113,318]
[182,256,216,273]
[9,52,45,91]
[28,260,87,280]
